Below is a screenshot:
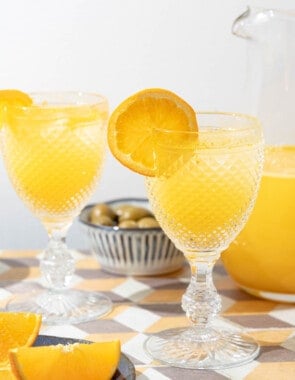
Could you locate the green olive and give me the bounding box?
[113,204,131,217]
[118,220,138,229]
[138,217,160,228]
[90,203,116,222]
[119,206,152,222]
[90,214,115,227]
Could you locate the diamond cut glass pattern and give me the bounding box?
[147,147,263,252]
[4,119,105,224]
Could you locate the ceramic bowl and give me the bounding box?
[79,198,184,276]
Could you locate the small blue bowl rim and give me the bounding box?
[79,197,163,232]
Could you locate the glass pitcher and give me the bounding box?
[222,7,295,302]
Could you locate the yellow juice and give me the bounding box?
[222,146,295,295]
[2,105,106,225]
[146,132,263,256]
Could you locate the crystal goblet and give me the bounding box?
[1,92,112,324]
[144,112,264,369]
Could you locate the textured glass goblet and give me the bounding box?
[145,112,264,369]
[1,92,112,324]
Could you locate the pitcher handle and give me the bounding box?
[232,7,252,39]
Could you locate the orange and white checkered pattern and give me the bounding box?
[0,250,294,379]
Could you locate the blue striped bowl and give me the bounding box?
[79,198,184,276]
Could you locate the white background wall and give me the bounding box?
[0,0,294,249]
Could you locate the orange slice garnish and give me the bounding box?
[107,88,198,176]
[0,90,32,108]
[9,340,121,380]
[0,368,15,379]
[0,312,41,369]
[0,90,32,128]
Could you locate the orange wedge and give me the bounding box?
[108,88,198,176]
[0,312,41,369]
[0,90,32,128]
[0,368,16,379]
[0,90,32,108]
[9,340,121,380]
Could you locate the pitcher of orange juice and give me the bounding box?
[222,7,295,302]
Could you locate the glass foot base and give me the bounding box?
[144,327,259,369]
[6,287,112,325]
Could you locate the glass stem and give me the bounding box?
[182,250,222,331]
[40,223,75,292]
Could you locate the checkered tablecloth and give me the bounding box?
[0,249,294,379]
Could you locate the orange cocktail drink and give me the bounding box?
[3,96,106,227]
[146,125,263,255]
